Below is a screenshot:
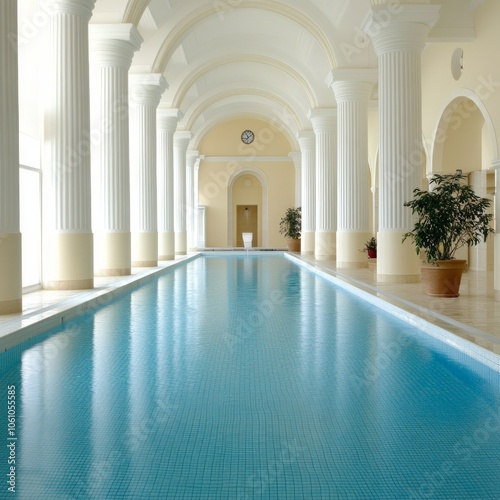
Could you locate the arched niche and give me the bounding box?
[431,91,498,175]
[430,92,496,269]
[227,166,268,247]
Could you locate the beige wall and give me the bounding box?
[198,117,295,248]
[440,105,483,174]
[421,0,500,170]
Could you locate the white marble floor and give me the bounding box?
[1,252,499,357]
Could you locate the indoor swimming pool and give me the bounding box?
[1,254,500,499]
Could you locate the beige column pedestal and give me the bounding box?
[43,233,94,289]
[0,235,22,314]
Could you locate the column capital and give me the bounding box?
[297,130,315,150]
[308,108,337,133]
[363,4,440,54]
[186,150,200,168]
[174,131,192,150]
[327,69,377,102]
[129,73,168,106]
[89,24,143,68]
[157,108,182,132]
[52,0,96,20]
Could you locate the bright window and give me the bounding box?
[20,167,41,288]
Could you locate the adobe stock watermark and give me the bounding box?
[53,94,128,181]
[236,440,305,499]
[350,332,413,395]
[8,0,56,52]
[408,405,500,499]
[340,1,404,63]
[224,268,295,352]
[213,0,243,21]
[18,292,118,378]
[434,73,500,145]
[74,396,178,497]
[224,287,286,352]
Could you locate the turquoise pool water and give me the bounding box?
[1,254,500,499]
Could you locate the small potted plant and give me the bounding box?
[361,236,377,259]
[279,206,301,252]
[403,172,494,297]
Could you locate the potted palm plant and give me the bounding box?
[279,206,301,252]
[403,172,494,297]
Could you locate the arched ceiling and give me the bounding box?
[91,0,486,149]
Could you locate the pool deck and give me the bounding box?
[1,251,499,363]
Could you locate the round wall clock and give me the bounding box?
[241,130,255,144]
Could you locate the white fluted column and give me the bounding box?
[129,74,167,267]
[90,25,142,276]
[492,160,500,301]
[0,1,22,313]
[365,4,439,282]
[42,0,96,290]
[186,150,199,251]
[194,159,201,248]
[297,132,316,255]
[174,132,192,255]
[309,109,337,261]
[289,152,302,207]
[157,109,181,261]
[371,186,379,237]
[329,69,377,268]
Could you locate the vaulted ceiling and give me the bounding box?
[91,0,484,149]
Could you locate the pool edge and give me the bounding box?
[0,254,200,352]
[286,253,500,374]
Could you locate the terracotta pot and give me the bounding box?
[286,238,301,252]
[420,260,467,297]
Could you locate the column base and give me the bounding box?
[301,231,315,255]
[43,232,94,290]
[336,231,371,269]
[315,231,336,261]
[94,231,131,276]
[0,232,22,314]
[175,231,187,255]
[0,299,22,315]
[159,231,175,260]
[376,231,420,283]
[44,278,95,290]
[132,231,158,267]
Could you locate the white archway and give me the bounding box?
[430,88,499,174]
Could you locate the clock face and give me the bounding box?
[241,130,254,144]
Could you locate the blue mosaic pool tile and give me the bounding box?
[1,255,500,498]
